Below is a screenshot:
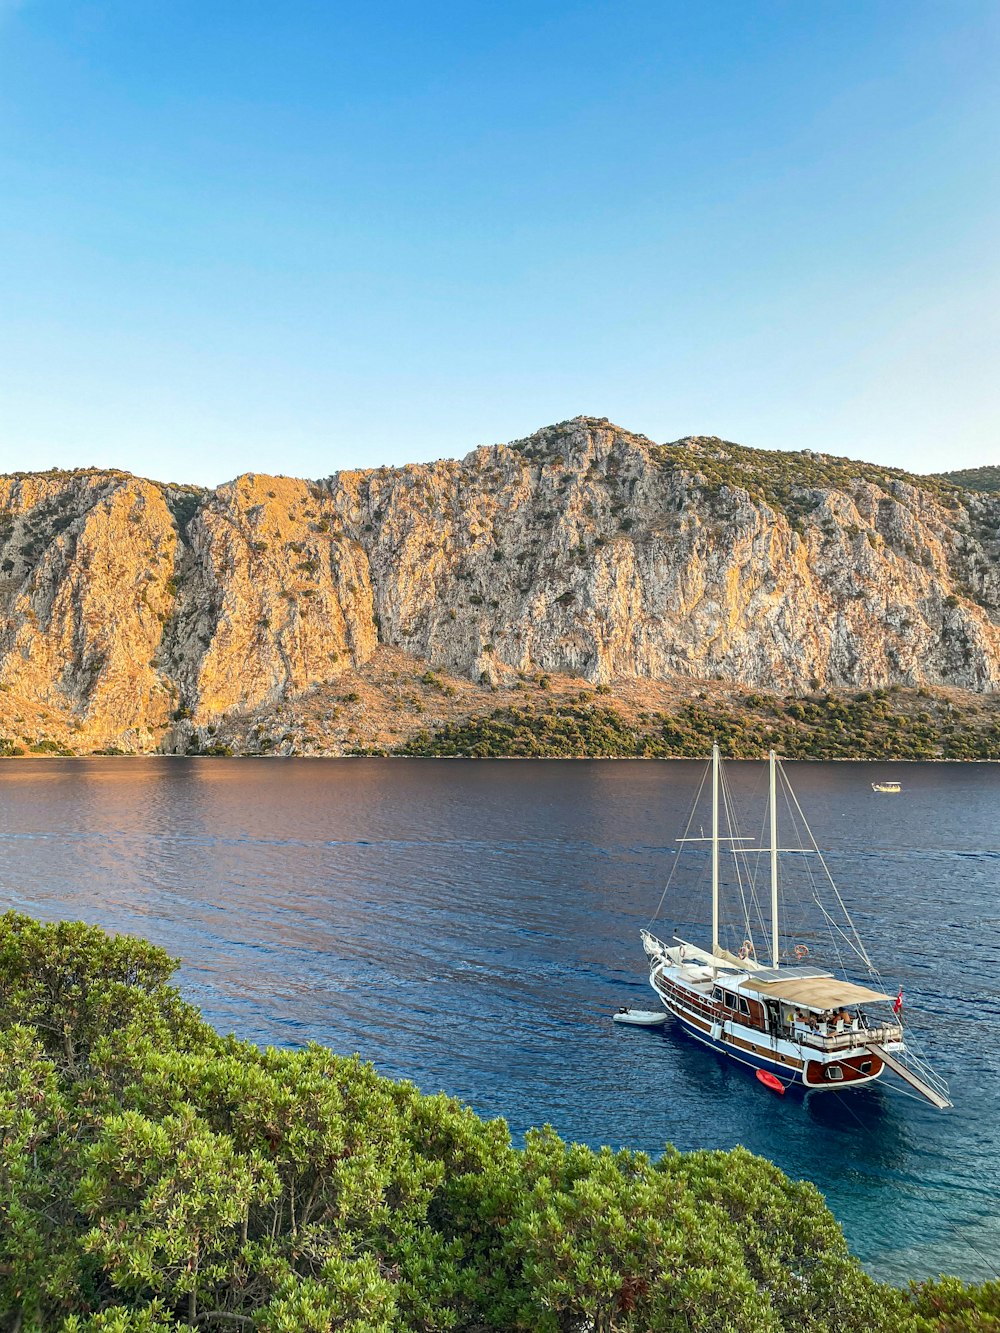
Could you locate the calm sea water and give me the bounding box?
[1,757,997,1285]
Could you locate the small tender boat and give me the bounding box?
[756,1069,785,1094]
[872,781,901,793]
[638,747,951,1108]
[613,1007,668,1027]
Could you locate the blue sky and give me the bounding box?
[0,1,997,485]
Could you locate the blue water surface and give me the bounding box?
[1,756,997,1284]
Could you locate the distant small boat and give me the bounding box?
[872,781,901,793]
[613,1008,668,1027]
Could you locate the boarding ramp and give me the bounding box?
[867,1043,953,1110]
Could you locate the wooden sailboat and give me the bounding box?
[641,747,951,1108]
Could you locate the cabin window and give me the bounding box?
[859,1060,872,1074]
[825,1064,844,1082]
[724,992,738,1010]
[712,987,724,1003]
[738,997,751,1017]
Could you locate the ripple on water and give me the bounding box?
[0,755,997,1285]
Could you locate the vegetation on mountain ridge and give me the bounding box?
[937,465,1000,494]
[512,419,968,522]
[7,673,1000,762]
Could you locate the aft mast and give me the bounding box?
[711,742,720,958]
[769,749,779,968]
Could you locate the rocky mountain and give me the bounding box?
[1,417,999,755]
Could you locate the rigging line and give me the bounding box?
[828,1091,1000,1283]
[724,764,770,955]
[733,762,771,954]
[780,766,850,976]
[724,761,769,951]
[720,762,759,950]
[778,758,876,971]
[779,768,864,978]
[645,760,710,930]
[776,773,846,973]
[811,896,879,969]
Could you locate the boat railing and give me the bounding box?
[792,1023,903,1051]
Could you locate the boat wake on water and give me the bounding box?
[633,747,952,1110]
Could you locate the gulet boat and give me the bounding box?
[640,747,951,1108]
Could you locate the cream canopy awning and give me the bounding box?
[747,976,891,1009]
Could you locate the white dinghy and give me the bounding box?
[613,1008,668,1027]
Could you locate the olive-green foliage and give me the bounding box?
[646,436,964,522]
[0,913,988,1331]
[397,703,641,758]
[904,1274,1000,1331]
[507,421,968,522]
[937,465,1000,494]
[395,693,1000,761]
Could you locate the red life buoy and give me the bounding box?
[794,944,809,960]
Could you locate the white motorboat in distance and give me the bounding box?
[872,781,901,793]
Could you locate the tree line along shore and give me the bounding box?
[5,683,1000,761]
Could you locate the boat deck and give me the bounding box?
[668,967,902,1051]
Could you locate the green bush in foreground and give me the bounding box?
[0,914,992,1331]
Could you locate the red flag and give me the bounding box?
[893,987,903,1016]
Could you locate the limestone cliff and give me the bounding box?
[1,418,998,754]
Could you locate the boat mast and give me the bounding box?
[769,749,779,968]
[711,743,720,957]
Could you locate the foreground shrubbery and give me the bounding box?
[0,914,995,1331]
[396,691,1000,760]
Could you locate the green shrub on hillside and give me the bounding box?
[647,436,964,520]
[937,465,1000,494]
[394,694,1000,761]
[0,913,993,1331]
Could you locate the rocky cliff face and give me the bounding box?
[2,418,999,753]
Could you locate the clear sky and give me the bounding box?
[0,1,997,486]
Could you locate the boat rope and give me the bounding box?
[777,758,876,971]
[720,764,754,954]
[720,761,769,958]
[824,1088,1000,1282]
[645,761,709,930]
